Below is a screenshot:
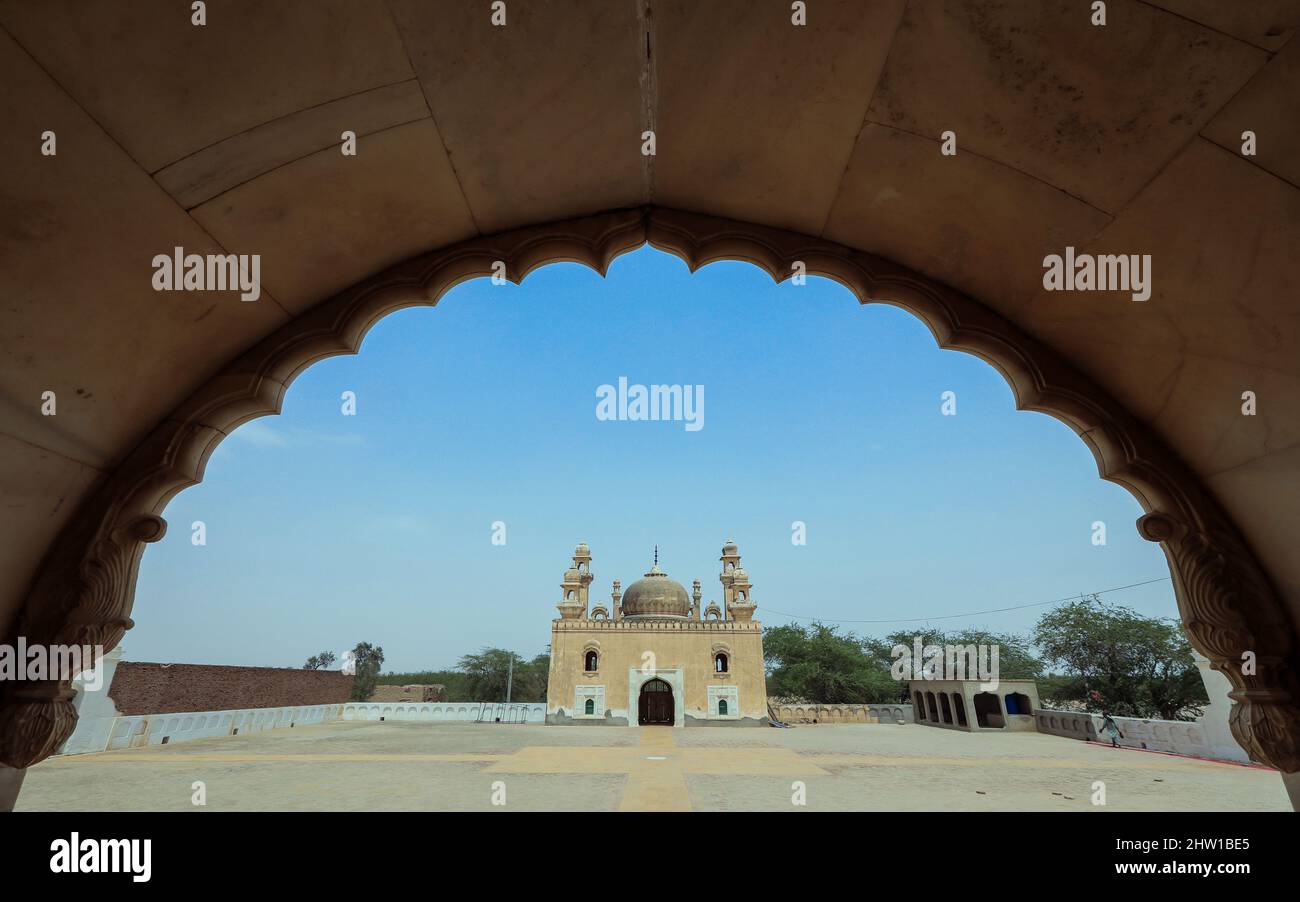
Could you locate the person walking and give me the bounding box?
[1099,711,1124,748]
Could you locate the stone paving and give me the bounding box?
[17,721,1292,812]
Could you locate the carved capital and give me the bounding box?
[0,508,164,767]
[0,681,78,769]
[1139,514,1300,771]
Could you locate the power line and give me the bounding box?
[760,576,1171,626]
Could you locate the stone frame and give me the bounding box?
[2,206,1296,772]
[629,667,684,729]
[574,685,605,720]
[707,684,740,720]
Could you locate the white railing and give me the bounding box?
[62,703,343,755]
[1033,708,1248,762]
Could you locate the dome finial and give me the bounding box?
[654,544,658,567]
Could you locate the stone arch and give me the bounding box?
[952,694,968,728]
[1005,692,1032,716]
[2,207,1294,772]
[582,639,601,673]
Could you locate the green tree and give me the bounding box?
[763,623,897,703]
[302,650,336,670]
[457,648,551,702]
[375,669,471,701]
[374,649,551,703]
[348,642,385,702]
[1033,598,1206,720]
[882,628,1044,681]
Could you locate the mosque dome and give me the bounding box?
[620,564,690,619]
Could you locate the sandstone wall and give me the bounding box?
[771,703,912,724]
[546,620,769,725]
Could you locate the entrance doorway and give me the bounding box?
[973,692,1005,728]
[638,678,674,726]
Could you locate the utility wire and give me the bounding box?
[760,576,1171,625]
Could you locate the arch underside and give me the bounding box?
[1,206,1297,772]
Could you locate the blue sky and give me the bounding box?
[129,246,1179,672]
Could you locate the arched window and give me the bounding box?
[584,698,595,715]
[718,699,728,716]
[584,650,598,671]
[1004,692,1031,716]
[714,652,728,673]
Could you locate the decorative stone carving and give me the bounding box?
[4,206,1294,771]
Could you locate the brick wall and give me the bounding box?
[107,662,352,715]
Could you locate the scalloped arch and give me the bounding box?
[2,206,1296,772]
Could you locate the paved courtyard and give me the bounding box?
[17,722,1291,812]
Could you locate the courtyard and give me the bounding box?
[17,722,1291,812]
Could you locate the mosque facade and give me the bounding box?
[545,541,769,727]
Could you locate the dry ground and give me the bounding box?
[17,721,1291,812]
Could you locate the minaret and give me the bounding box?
[573,542,594,617]
[720,538,757,622]
[611,579,623,621]
[557,566,584,620]
[691,579,702,620]
[729,565,757,622]
[556,543,592,620]
[719,537,741,621]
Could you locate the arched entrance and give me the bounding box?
[638,678,674,726]
[2,209,1296,783]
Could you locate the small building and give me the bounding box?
[545,540,768,727]
[911,679,1040,732]
[368,684,445,703]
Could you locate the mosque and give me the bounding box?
[545,540,769,727]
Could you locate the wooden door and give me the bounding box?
[638,678,674,725]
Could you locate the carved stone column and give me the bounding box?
[1139,512,1300,773]
[0,500,165,769]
